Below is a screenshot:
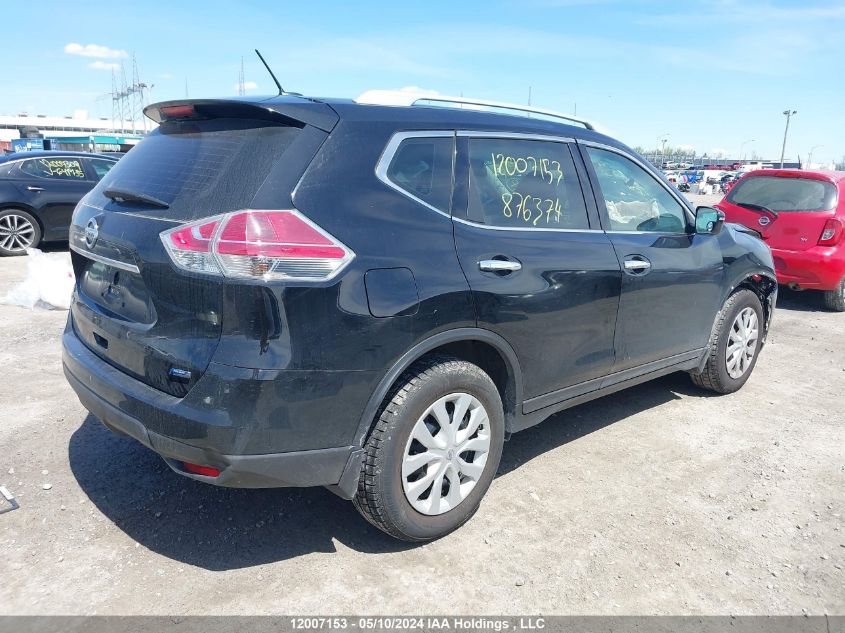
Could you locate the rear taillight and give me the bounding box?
[818,219,843,246]
[161,210,354,281]
[163,216,223,275]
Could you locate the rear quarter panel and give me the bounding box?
[287,120,477,373]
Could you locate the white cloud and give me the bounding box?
[234,81,259,91]
[639,1,844,74]
[640,1,845,26]
[64,43,127,59]
[88,61,119,71]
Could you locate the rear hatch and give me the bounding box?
[69,99,334,396]
[718,173,838,252]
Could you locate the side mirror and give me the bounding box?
[695,206,725,235]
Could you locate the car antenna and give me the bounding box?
[254,49,284,95]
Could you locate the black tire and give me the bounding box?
[822,276,845,312]
[0,208,41,256]
[353,355,505,542]
[690,289,765,394]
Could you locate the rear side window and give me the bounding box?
[467,138,589,229]
[88,158,116,181]
[385,136,454,213]
[727,176,838,212]
[94,118,301,220]
[20,157,86,180]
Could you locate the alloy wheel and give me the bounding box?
[0,213,36,253]
[401,392,491,516]
[725,306,759,379]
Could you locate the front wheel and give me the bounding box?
[822,276,845,312]
[690,289,764,394]
[353,356,505,542]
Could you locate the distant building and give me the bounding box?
[0,110,152,153]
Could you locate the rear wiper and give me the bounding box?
[103,188,169,209]
[736,202,778,218]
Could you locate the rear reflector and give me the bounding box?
[161,210,354,281]
[818,219,843,246]
[182,462,221,477]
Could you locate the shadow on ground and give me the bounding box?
[775,287,830,313]
[69,371,699,570]
[37,242,70,254]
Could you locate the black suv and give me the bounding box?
[0,151,118,255]
[62,92,777,541]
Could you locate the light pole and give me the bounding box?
[807,145,823,169]
[739,138,755,162]
[657,133,670,167]
[779,109,797,168]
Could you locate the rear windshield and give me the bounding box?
[93,118,300,220]
[727,176,838,212]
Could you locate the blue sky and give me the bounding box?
[3,0,843,163]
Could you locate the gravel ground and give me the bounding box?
[0,239,843,616]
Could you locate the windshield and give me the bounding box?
[726,176,837,212]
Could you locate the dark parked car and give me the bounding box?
[62,92,777,541]
[0,151,118,255]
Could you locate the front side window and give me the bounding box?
[20,157,86,180]
[586,147,688,233]
[467,138,589,229]
[88,158,116,181]
[726,176,837,212]
[385,136,454,213]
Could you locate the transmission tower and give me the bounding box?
[108,53,152,133]
[128,54,151,132]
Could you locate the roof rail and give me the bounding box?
[355,90,597,131]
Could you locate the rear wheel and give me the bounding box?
[0,209,41,256]
[353,356,505,542]
[690,289,764,394]
[822,276,845,312]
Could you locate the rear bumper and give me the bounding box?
[62,322,365,496]
[771,245,845,290]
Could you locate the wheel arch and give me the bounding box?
[352,328,523,446]
[727,271,778,338]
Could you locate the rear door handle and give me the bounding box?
[479,259,522,273]
[26,186,44,192]
[623,256,652,274]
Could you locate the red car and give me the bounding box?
[716,169,845,311]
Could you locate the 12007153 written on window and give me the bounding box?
[467,138,589,230]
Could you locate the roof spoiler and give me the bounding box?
[144,98,338,132]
